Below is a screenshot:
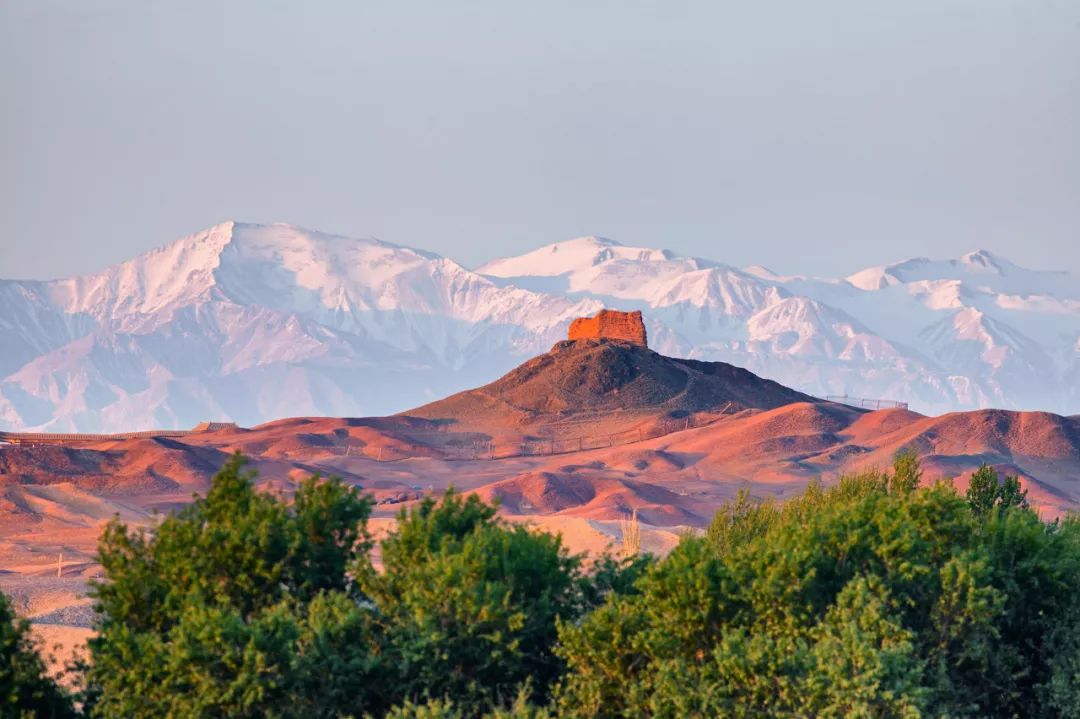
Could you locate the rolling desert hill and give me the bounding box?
[2,337,1078,532]
[3,336,1080,653]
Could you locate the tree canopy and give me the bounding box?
[84,453,381,718]
[8,451,1079,718]
[555,456,1080,718]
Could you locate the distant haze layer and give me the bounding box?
[2,1,1078,280]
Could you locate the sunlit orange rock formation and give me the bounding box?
[568,309,648,347]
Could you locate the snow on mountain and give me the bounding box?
[745,297,901,361]
[0,223,599,432]
[478,236,718,299]
[847,249,1079,299]
[662,295,955,412]
[481,237,1080,415]
[0,280,97,378]
[918,307,1058,408]
[2,222,1078,431]
[480,236,786,345]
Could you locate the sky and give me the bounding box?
[2,0,1079,281]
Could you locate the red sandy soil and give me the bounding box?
[2,339,1079,641]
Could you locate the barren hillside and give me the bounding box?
[4,340,1080,642]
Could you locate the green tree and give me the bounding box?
[803,576,925,718]
[575,552,652,613]
[888,449,922,495]
[705,487,778,556]
[85,453,381,718]
[966,464,1000,517]
[975,509,1080,715]
[554,470,1078,718]
[358,490,582,714]
[382,697,465,719]
[68,451,1080,718]
[997,474,1029,512]
[966,464,1029,518]
[0,591,76,719]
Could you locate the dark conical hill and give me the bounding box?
[401,338,814,435]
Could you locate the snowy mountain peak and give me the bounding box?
[478,236,728,294]
[51,221,239,320]
[958,249,1009,273]
[2,223,1079,432]
[44,221,466,325]
[845,249,1078,301]
[743,264,798,282]
[845,266,901,291]
[477,236,633,276]
[565,235,623,248]
[0,222,604,431]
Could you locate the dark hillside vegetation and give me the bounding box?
[4,452,1079,718]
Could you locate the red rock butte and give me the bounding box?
[568,309,648,347]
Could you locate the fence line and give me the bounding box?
[822,394,909,411]
[0,429,194,444]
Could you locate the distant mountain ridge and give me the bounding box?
[2,222,1078,431]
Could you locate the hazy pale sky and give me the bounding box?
[2,0,1078,280]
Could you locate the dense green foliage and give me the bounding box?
[81,455,628,717]
[85,453,382,718]
[15,451,1080,717]
[555,455,1080,717]
[356,491,581,712]
[0,590,76,718]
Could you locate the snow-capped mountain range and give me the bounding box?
[2,221,1078,432]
